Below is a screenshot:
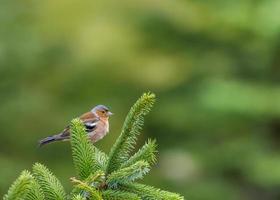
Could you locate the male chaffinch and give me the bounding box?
[39,105,113,146]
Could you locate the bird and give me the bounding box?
[39,105,113,147]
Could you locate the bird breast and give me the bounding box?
[89,119,109,143]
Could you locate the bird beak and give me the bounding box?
[108,111,114,116]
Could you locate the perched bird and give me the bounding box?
[39,105,113,147]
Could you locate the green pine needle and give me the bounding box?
[71,119,107,179]
[3,92,184,200]
[33,163,66,200]
[102,190,141,200]
[26,176,45,200]
[72,194,86,200]
[4,170,45,200]
[107,160,150,188]
[3,170,33,200]
[120,183,184,200]
[106,92,156,174]
[121,139,157,168]
[70,177,102,200]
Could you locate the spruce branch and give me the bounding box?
[69,171,105,199]
[70,177,102,200]
[121,139,157,168]
[107,160,150,188]
[120,183,184,200]
[72,194,86,200]
[106,92,155,174]
[85,170,105,184]
[3,92,185,200]
[3,170,33,200]
[33,163,66,200]
[26,176,45,200]
[102,190,141,200]
[71,119,107,180]
[93,147,108,172]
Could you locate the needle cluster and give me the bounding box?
[3,93,184,200]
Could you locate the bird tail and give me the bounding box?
[38,134,67,147]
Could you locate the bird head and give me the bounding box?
[91,105,113,118]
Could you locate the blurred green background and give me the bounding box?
[1,0,280,199]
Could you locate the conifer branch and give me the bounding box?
[33,163,66,200]
[72,194,86,200]
[120,183,184,200]
[3,92,184,200]
[26,176,45,200]
[121,139,157,168]
[71,119,107,179]
[106,92,155,174]
[94,147,108,172]
[107,160,150,188]
[3,170,33,200]
[102,189,141,200]
[70,177,102,200]
[70,170,105,199]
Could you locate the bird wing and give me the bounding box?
[83,118,99,133]
[59,119,99,137]
[58,111,100,139]
[79,111,98,121]
[39,111,101,146]
[79,111,100,133]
